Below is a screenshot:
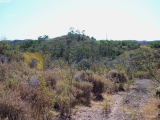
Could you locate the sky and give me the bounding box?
[0,0,160,41]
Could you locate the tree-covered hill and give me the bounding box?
[117,47,160,72]
[15,28,141,63]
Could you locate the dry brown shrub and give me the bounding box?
[73,81,93,105]
[18,78,55,119]
[0,63,10,82]
[89,74,108,94]
[18,82,31,101]
[79,71,109,94]
[0,90,30,120]
[9,60,26,70]
[15,51,24,62]
[105,70,128,92]
[39,69,63,91]
[106,70,128,83]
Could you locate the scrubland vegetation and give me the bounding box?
[1,28,160,119]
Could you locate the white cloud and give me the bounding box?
[0,0,11,3]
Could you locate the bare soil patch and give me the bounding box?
[70,79,157,120]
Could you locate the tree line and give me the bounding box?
[17,28,140,63]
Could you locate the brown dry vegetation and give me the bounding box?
[0,56,132,120]
[0,45,160,119]
[141,98,160,120]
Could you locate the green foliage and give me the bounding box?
[102,98,111,114]
[122,46,126,50]
[140,48,160,82]
[149,41,160,48]
[55,72,76,116]
[0,41,11,54]
[19,40,37,51]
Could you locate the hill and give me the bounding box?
[1,32,160,119]
[15,34,141,62]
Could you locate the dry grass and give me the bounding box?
[141,98,160,120]
[140,45,149,48]
[136,71,152,79]
[0,90,30,120]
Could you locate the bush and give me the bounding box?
[0,63,12,84]
[18,77,55,119]
[0,91,29,120]
[80,71,109,94]
[0,64,8,82]
[73,81,93,104]
[105,70,128,92]
[105,70,128,83]
[102,98,111,114]
[40,69,62,90]
[55,73,76,116]
[55,72,93,116]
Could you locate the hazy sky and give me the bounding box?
[0,0,160,41]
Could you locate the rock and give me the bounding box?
[73,75,84,82]
[27,76,39,91]
[0,54,8,64]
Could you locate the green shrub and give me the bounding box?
[55,73,76,116]
[102,98,111,114]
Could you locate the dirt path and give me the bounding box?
[71,79,157,120]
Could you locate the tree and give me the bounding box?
[59,43,65,57]
[75,29,80,34]
[38,36,43,41]
[43,35,49,40]
[77,34,81,42]
[140,48,160,83]
[81,30,85,35]
[69,27,74,34]
[38,35,49,40]
[91,36,96,41]
[38,36,42,39]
